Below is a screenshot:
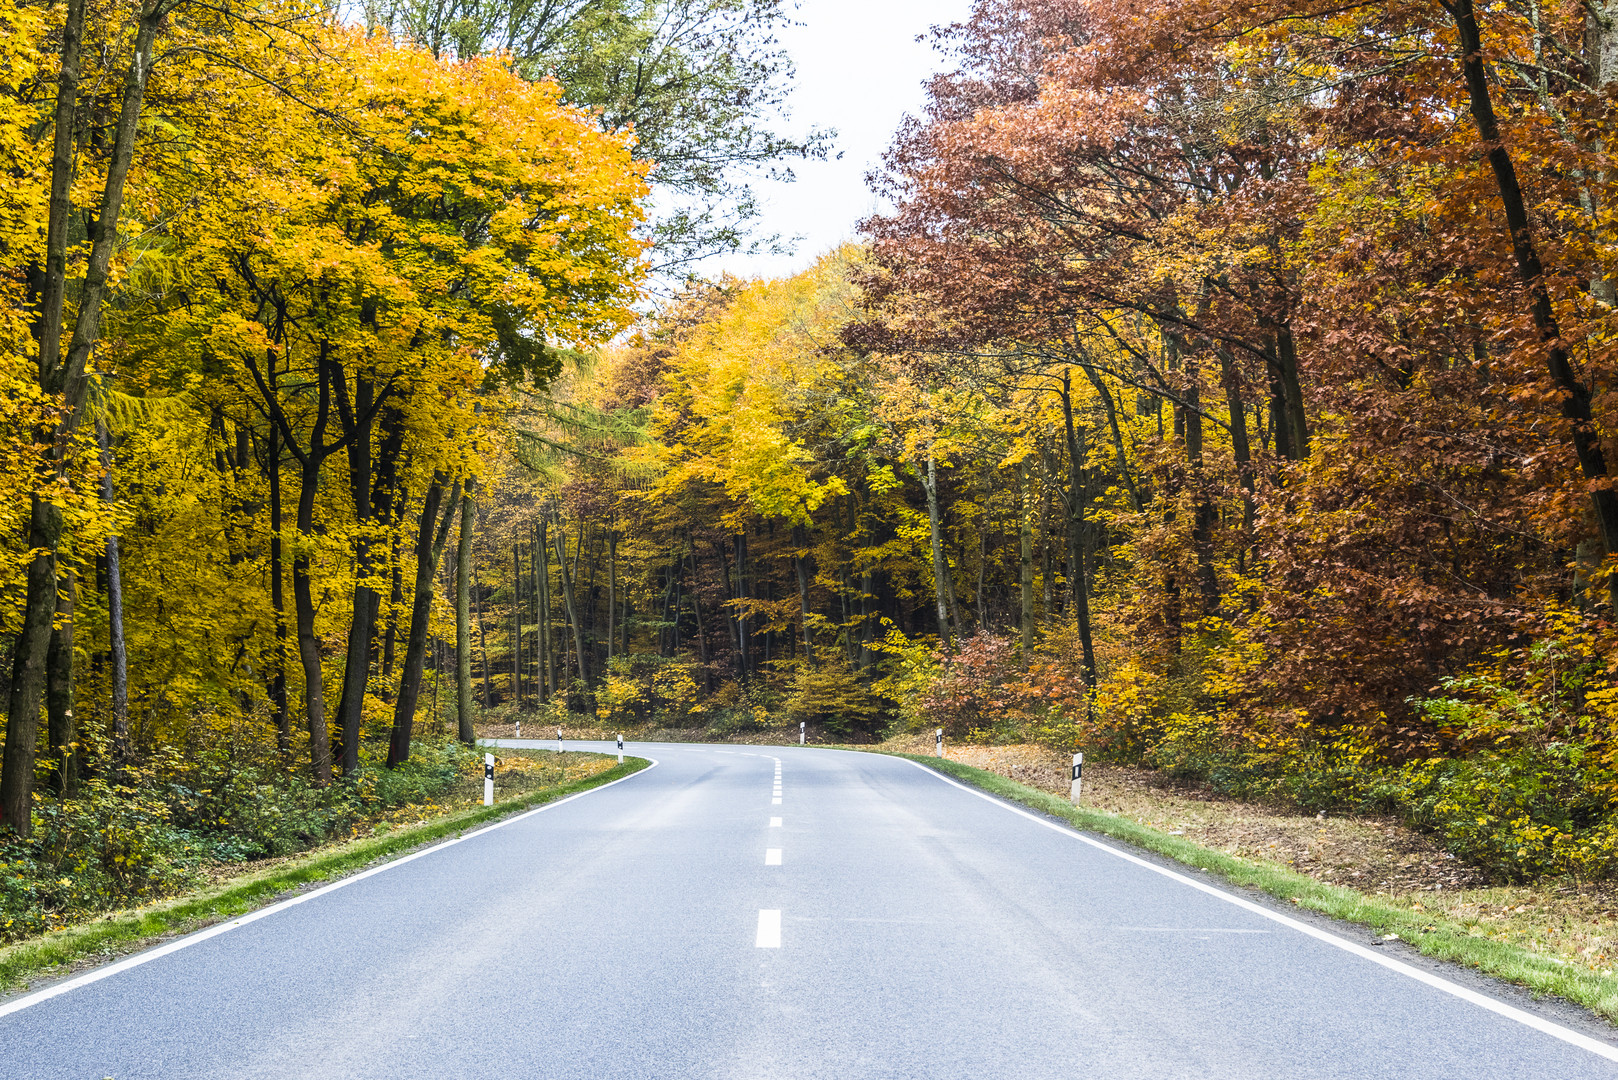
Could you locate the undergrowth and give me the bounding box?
[0,739,482,942]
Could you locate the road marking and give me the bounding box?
[756,909,782,948]
[904,759,1618,1063]
[766,848,782,865]
[0,759,662,1021]
[772,797,781,805]
[770,817,782,827]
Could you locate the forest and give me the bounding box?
[7,0,1618,940]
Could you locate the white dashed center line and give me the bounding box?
[770,817,782,827]
[756,909,781,948]
[765,848,782,865]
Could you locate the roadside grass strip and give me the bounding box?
[894,753,1618,1028]
[0,755,652,996]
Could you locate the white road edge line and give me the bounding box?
[756,909,782,948]
[0,758,662,1021]
[903,758,1618,1063]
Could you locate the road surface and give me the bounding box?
[3,742,1616,1078]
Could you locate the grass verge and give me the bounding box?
[0,754,650,994]
[893,752,1618,1024]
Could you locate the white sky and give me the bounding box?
[701,0,976,282]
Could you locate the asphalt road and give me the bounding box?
[4,743,1617,1079]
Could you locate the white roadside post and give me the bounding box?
[799,721,805,746]
[935,727,943,757]
[557,726,563,753]
[515,719,521,739]
[616,732,624,763]
[1071,752,1084,804]
[483,753,495,806]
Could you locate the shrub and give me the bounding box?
[595,653,703,727]
[916,632,1024,739]
[1394,744,1609,882]
[783,654,886,738]
[0,737,481,942]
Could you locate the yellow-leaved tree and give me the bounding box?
[109,29,646,783]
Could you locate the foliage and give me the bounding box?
[595,653,704,727]
[915,632,1023,741]
[20,0,1618,951]
[0,739,482,941]
[369,0,831,268]
[781,655,885,739]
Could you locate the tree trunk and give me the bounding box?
[1039,483,1054,622]
[537,517,551,703]
[922,449,954,651]
[1,497,59,833]
[1265,326,1309,462]
[45,570,77,796]
[734,532,750,676]
[512,542,523,709]
[380,552,402,695]
[30,0,85,382]
[607,531,617,663]
[1079,361,1144,511]
[266,425,289,752]
[474,565,492,707]
[456,480,475,744]
[293,447,332,784]
[389,478,460,765]
[860,569,874,669]
[528,525,542,696]
[100,421,131,763]
[975,515,988,628]
[554,522,588,696]
[335,381,376,776]
[793,525,815,667]
[689,546,713,691]
[1059,372,1097,687]
[1180,373,1219,615]
[1019,463,1035,667]
[1220,348,1257,564]
[4,0,163,836]
[1450,0,1618,607]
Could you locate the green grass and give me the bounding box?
[890,752,1618,1024]
[0,754,650,994]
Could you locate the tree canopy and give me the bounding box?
[12,0,1618,944]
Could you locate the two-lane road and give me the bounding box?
[3,744,1615,1078]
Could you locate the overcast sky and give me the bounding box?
[701,0,976,282]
